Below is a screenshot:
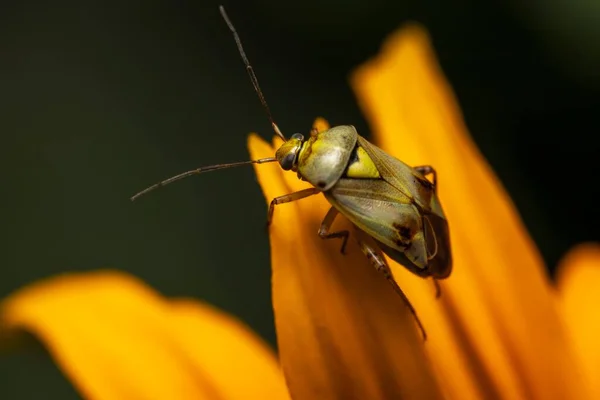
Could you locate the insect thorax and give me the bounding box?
[296,125,357,190]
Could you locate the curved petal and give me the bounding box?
[351,24,588,398]
[249,123,443,400]
[0,270,289,400]
[557,242,600,398]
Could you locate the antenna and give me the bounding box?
[219,5,286,141]
[130,7,286,202]
[131,157,277,201]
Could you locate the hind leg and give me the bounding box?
[354,228,427,340]
[413,165,437,193]
[433,278,441,299]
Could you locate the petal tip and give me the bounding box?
[557,242,600,290]
[1,269,157,325]
[4,269,147,303]
[350,22,432,80]
[384,22,431,51]
[312,117,330,132]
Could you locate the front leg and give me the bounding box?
[414,165,437,193]
[318,207,349,254]
[267,188,320,228]
[354,227,427,340]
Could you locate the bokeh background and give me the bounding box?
[1,0,598,398]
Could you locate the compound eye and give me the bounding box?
[280,152,296,170]
[291,133,304,141]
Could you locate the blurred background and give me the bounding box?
[0,0,598,397]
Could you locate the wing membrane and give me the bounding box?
[325,178,429,270]
[357,135,435,212]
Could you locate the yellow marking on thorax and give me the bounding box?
[297,139,314,164]
[346,147,381,178]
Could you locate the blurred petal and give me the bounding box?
[557,243,600,398]
[249,122,443,400]
[0,270,289,400]
[312,117,330,134]
[352,24,588,398]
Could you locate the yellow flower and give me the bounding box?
[0,271,290,400]
[2,24,599,400]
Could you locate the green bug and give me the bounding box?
[132,6,452,340]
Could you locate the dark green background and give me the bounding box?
[1,0,598,398]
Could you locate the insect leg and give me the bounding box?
[433,278,442,299]
[267,188,320,227]
[354,228,427,340]
[413,165,437,192]
[318,207,349,254]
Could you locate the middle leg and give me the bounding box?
[414,165,437,193]
[318,207,349,254]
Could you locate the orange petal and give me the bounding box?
[312,117,330,134]
[0,270,289,400]
[352,24,588,398]
[557,242,600,398]
[249,122,443,400]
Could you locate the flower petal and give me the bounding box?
[0,270,289,400]
[249,122,443,400]
[352,25,588,398]
[557,242,600,398]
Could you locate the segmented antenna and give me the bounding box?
[130,157,277,201]
[129,7,286,202]
[219,5,286,140]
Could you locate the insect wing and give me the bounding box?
[325,178,430,271]
[356,135,452,276]
[356,136,436,214]
[423,212,452,278]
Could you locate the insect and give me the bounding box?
[131,5,452,340]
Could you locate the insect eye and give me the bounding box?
[291,133,304,141]
[280,152,296,170]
